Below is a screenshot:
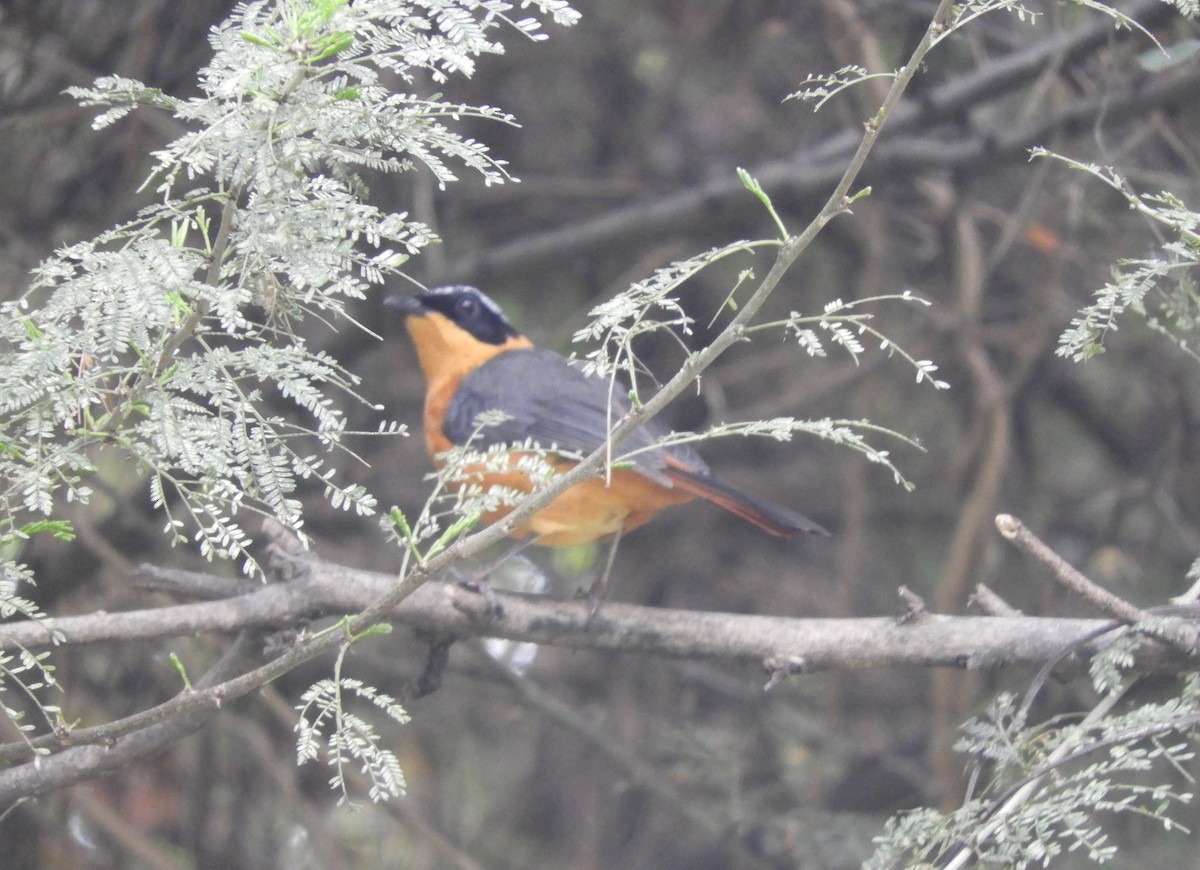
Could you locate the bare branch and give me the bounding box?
[0,546,1156,670]
[997,513,1200,652]
[970,584,1023,617]
[996,514,1146,623]
[0,532,1191,804]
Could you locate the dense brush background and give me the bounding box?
[2,1,1199,867]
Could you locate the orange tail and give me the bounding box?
[664,466,829,537]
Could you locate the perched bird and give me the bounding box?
[386,285,828,553]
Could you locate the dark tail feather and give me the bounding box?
[665,466,830,537]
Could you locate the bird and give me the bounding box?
[386,285,829,560]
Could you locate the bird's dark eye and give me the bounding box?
[419,285,517,345]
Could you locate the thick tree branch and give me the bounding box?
[0,544,1158,670]
[2,519,1194,802]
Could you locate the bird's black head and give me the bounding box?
[387,285,521,346]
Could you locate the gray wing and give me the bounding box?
[442,348,708,483]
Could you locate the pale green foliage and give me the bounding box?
[0,545,63,753]
[573,240,778,384]
[1038,151,1200,363]
[296,634,411,804]
[788,65,895,112]
[3,0,582,577]
[0,644,62,758]
[0,0,577,792]
[790,0,1189,116]
[0,530,66,755]
[383,410,578,564]
[623,416,922,490]
[939,0,1042,44]
[436,438,565,518]
[0,0,577,570]
[869,675,1199,868]
[776,293,950,390]
[1088,631,1145,695]
[935,0,1168,52]
[788,3,1042,112]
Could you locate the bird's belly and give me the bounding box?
[437,454,693,547]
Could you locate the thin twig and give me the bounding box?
[995,514,1148,624]
[970,584,1023,617]
[444,0,1180,284]
[996,513,1198,656]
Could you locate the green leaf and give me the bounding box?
[351,623,393,642]
[19,520,76,542]
[425,513,479,560]
[310,32,355,63]
[846,185,872,205]
[389,506,412,538]
[239,31,278,49]
[737,167,788,239]
[168,652,193,691]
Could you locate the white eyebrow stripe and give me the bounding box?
[426,285,514,329]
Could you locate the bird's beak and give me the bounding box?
[384,294,426,317]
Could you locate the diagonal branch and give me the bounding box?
[443,0,1178,284]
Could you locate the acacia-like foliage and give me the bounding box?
[1039,152,1200,367]
[869,656,1199,868]
[0,0,577,766]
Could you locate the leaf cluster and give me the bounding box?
[1041,152,1200,365]
[0,0,578,787]
[296,627,411,804]
[0,0,576,571]
[869,676,1199,868]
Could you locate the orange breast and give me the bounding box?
[423,378,460,457]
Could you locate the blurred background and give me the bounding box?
[2,0,1200,867]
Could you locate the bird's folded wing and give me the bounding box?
[442,348,709,484]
